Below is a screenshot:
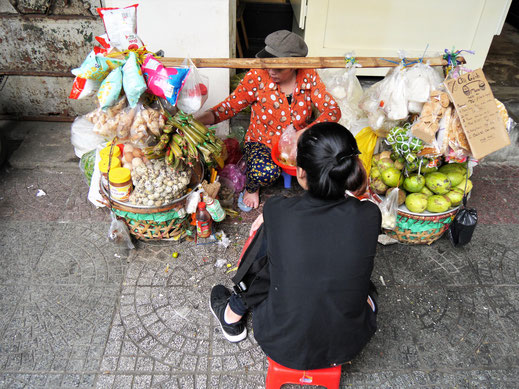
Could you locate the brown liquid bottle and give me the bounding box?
[196,202,212,238]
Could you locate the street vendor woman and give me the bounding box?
[196,30,341,210]
[209,122,381,370]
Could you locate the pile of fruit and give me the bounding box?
[370,150,473,214]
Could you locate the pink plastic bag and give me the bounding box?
[219,164,246,193]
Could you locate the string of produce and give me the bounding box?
[144,110,225,170]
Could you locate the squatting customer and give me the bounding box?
[209,122,381,370]
[196,30,341,210]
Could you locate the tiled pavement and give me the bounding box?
[1,152,519,388]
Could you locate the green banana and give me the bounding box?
[170,141,184,160]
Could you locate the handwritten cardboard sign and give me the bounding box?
[444,68,510,159]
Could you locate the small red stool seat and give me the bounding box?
[265,357,342,389]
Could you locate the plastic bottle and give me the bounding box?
[196,202,212,238]
[203,193,226,222]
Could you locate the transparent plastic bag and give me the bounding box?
[406,62,443,114]
[79,149,96,186]
[379,66,408,121]
[108,212,135,249]
[278,124,297,166]
[319,63,364,129]
[177,58,209,114]
[71,116,107,158]
[379,188,400,230]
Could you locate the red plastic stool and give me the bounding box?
[265,357,342,389]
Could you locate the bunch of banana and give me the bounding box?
[168,112,225,169]
[144,110,225,169]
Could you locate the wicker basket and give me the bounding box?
[384,207,458,245]
[100,161,203,241]
[371,190,458,245]
[115,207,191,241]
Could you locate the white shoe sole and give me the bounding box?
[209,300,247,343]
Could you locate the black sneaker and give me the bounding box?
[209,285,247,343]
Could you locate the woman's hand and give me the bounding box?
[249,214,264,236]
[194,110,216,126]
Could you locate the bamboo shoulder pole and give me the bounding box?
[160,56,464,69]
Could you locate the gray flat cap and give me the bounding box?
[256,30,308,58]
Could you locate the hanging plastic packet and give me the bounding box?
[122,51,147,107]
[98,67,123,110]
[108,212,135,249]
[141,54,190,106]
[177,58,209,114]
[69,76,101,99]
[72,51,125,81]
[97,4,143,51]
[354,125,377,176]
[320,53,365,129]
[95,34,113,50]
[379,187,400,230]
[405,61,443,114]
[447,166,477,247]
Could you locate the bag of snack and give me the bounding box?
[72,51,125,81]
[141,54,190,106]
[97,67,123,110]
[97,4,143,51]
[122,51,147,107]
[69,76,100,99]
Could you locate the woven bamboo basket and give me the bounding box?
[384,207,458,245]
[371,191,459,245]
[100,161,204,241]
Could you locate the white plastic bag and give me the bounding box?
[71,116,107,158]
[177,58,209,114]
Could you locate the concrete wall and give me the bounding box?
[0,0,104,120]
[0,0,235,132]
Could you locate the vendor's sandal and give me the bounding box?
[209,285,247,343]
[238,191,253,212]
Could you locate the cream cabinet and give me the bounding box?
[292,0,512,75]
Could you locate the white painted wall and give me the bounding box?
[302,0,512,76]
[104,0,234,134]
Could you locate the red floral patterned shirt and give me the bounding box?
[210,69,341,148]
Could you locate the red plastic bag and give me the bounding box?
[223,138,242,165]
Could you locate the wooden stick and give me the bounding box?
[160,56,464,69]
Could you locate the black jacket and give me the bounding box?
[252,193,381,370]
